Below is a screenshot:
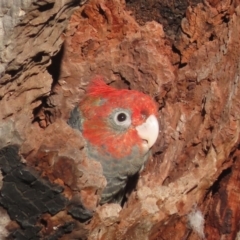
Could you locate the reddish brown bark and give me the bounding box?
[0,0,240,239]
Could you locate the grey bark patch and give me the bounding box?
[0,145,67,238]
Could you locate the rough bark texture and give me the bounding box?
[0,0,240,239]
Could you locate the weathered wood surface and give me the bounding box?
[0,0,240,239]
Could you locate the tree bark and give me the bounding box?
[0,0,240,239]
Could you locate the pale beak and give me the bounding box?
[136,115,159,149]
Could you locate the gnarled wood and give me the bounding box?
[0,0,240,239]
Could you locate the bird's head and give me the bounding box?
[79,77,159,160]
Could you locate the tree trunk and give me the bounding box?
[0,0,240,239]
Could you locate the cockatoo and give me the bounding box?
[68,77,159,204]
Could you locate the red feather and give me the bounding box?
[87,77,115,96]
[80,76,158,159]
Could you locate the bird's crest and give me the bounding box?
[87,77,115,96]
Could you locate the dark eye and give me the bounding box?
[117,113,127,122]
[113,110,131,127]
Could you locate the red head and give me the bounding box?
[79,77,159,160]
